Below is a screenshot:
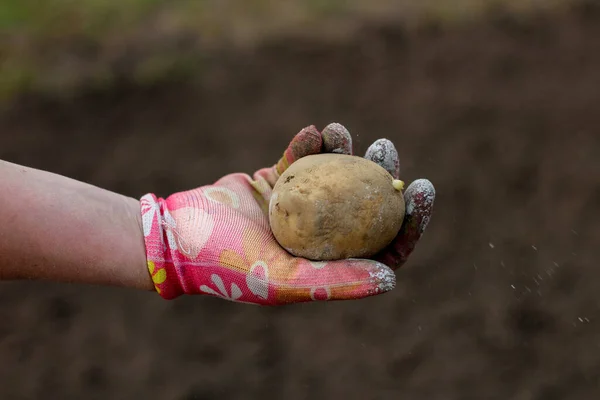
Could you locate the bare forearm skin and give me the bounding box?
[0,160,154,291]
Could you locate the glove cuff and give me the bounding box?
[140,193,184,299]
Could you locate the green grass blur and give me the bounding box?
[1,0,569,102]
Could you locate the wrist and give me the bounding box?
[124,195,156,292]
[140,193,185,299]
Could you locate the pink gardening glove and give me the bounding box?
[140,123,435,305]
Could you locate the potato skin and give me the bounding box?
[269,153,405,260]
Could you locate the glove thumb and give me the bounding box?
[277,258,396,303]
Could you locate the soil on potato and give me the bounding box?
[1,3,600,399]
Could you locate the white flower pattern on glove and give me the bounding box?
[200,274,242,301]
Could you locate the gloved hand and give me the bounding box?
[140,123,435,305]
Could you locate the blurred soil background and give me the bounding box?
[1,0,600,399]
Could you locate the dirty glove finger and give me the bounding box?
[321,122,353,155]
[254,125,323,186]
[275,258,396,304]
[375,179,435,270]
[364,138,400,179]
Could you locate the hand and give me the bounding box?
[140,123,435,305]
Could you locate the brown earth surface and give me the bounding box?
[1,2,600,399]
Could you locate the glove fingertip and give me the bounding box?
[328,258,397,298]
[365,138,400,178]
[404,178,436,234]
[292,125,323,157]
[322,122,353,155]
[276,125,323,174]
[360,259,397,294]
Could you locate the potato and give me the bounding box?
[268,153,405,261]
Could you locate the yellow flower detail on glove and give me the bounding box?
[148,260,167,294]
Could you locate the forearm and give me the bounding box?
[0,160,154,291]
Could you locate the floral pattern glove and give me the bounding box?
[140,123,435,305]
